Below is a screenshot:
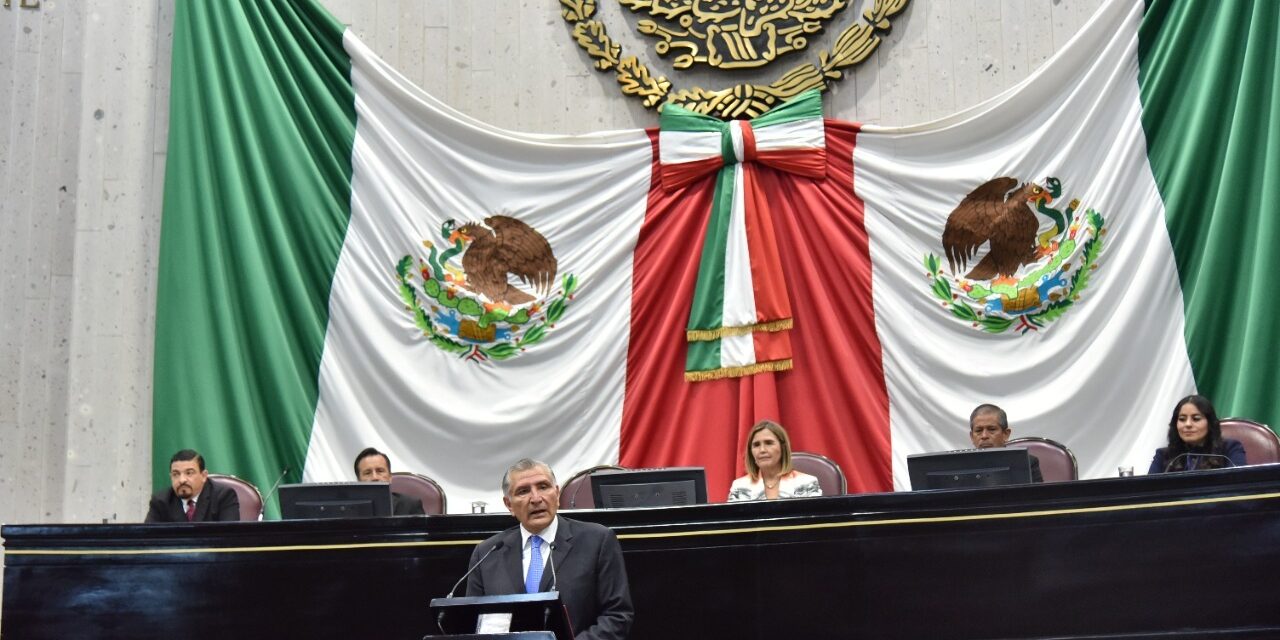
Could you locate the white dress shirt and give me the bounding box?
[519,516,559,582]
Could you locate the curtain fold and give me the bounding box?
[153,0,355,515]
[1139,0,1280,429]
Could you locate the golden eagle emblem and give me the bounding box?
[560,0,912,119]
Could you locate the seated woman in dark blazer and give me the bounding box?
[1148,395,1247,474]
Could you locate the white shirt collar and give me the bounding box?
[519,515,559,549]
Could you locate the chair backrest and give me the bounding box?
[1006,437,1078,482]
[560,465,626,509]
[790,452,846,496]
[208,473,263,521]
[390,472,447,514]
[1220,418,1280,465]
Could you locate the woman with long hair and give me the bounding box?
[1147,395,1246,473]
[727,420,822,501]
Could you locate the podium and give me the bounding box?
[429,592,574,640]
[426,635,554,640]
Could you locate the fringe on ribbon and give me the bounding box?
[683,358,793,382]
[685,318,793,342]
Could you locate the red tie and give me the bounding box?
[185,500,197,522]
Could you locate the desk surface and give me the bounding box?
[6,465,1280,639]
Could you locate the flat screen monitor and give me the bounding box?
[907,447,1033,491]
[590,467,707,509]
[278,482,392,520]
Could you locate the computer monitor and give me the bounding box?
[907,447,1033,490]
[590,467,707,509]
[278,482,393,520]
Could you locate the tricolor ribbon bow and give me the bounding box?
[659,90,827,382]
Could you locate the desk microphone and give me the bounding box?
[437,541,505,635]
[547,542,559,593]
[1164,453,1235,473]
[543,542,560,629]
[259,466,290,514]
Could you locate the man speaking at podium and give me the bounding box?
[467,458,634,640]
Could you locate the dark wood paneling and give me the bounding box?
[6,467,1280,639]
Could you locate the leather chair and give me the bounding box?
[790,452,846,495]
[1220,418,1280,465]
[1006,436,1078,482]
[390,472,448,515]
[208,473,263,521]
[560,465,626,509]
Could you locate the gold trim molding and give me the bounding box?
[561,0,910,119]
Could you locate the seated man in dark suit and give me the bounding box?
[970,404,1043,483]
[353,447,425,515]
[466,458,633,640]
[145,449,241,522]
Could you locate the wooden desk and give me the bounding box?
[6,466,1280,639]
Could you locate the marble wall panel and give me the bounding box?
[40,272,74,520]
[0,13,15,177]
[396,0,427,90]
[16,295,51,519]
[373,0,402,77]
[421,25,449,101]
[56,0,160,526]
[151,0,172,155]
[23,3,65,298]
[0,0,71,617]
[1,46,39,431]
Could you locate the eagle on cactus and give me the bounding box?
[447,215,558,306]
[941,177,1057,283]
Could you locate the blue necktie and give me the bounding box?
[525,535,544,593]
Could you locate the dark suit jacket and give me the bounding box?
[1147,438,1247,474]
[392,491,425,515]
[466,517,633,640]
[145,478,241,523]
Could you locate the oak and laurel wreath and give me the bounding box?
[924,209,1106,334]
[395,256,578,360]
[559,0,910,119]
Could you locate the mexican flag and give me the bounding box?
[154,0,1279,514]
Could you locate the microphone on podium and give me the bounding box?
[1164,452,1235,473]
[542,542,562,629]
[258,466,290,516]
[547,542,559,593]
[436,540,505,635]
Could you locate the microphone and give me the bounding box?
[259,467,290,517]
[437,541,505,634]
[547,542,559,592]
[543,542,560,629]
[1164,452,1236,473]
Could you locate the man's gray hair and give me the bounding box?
[501,458,557,496]
[969,404,1009,430]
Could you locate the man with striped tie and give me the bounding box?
[467,458,633,640]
